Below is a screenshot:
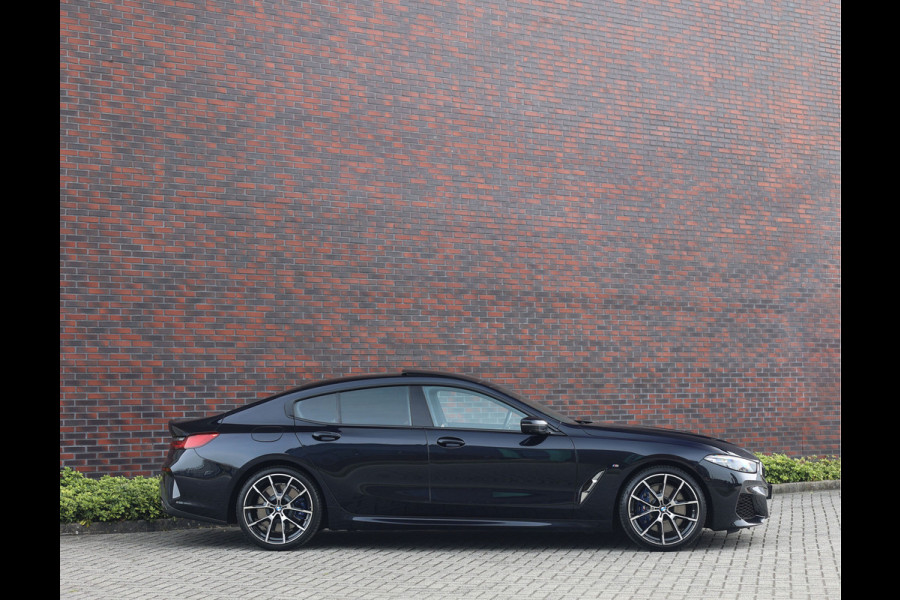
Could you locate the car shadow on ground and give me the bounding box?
[169,527,749,554]
[165,525,747,552]
[310,528,630,551]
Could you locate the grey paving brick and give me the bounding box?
[61,490,840,600]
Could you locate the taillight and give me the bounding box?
[171,432,219,450]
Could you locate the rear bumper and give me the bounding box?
[159,473,228,524]
[160,451,233,524]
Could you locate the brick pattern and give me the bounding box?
[60,491,842,599]
[60,0,841,475]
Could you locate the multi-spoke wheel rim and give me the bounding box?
[241,473,314,546]
[626,472,700,547]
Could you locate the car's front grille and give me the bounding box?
[736,492,769,521]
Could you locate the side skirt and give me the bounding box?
[343,515,611,532]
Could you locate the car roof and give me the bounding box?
[289,369,501,393]
[400,369,526,400]
[275,369,525,402]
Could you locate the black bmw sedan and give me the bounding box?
[160,370,770,551]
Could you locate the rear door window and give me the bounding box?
[294,386,412,426]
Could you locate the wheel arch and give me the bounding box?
[612,457,713,530]
[226,457,328,526]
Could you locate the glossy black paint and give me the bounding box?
[160,371,769,549]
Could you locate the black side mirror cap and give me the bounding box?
[521,418,550,435]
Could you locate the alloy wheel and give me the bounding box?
[238,469,320,549]
[621,467,705,549]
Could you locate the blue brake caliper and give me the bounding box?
[635,488,655,529]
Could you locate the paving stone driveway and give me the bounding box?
[60,489,840,600]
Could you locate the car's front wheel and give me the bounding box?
[618,465,706,551]
[236,467,322,550]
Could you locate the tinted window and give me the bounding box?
[294,393,339,423]
[341,387,411,426]
[423,386,525,430]
[294,386,411,426]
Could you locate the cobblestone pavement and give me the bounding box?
[60,489,840,600]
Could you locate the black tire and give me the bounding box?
[618,465,706,551]
[236,467,322,550]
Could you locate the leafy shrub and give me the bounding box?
[757,453,841,484]
[60,467,166,524]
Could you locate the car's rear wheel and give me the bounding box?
[618,466,706,551]
[236,467,322,550]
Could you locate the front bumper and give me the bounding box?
[702,462,770,531]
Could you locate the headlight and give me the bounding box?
[704,454,758,473]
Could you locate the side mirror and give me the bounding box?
[520,417,550,435]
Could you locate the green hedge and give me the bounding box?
[60,467,165,524]
[757,453,841,484]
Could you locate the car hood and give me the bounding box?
[575,422,757,459]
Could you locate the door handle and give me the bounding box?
[312,432,341,442]
[436,436,465,448]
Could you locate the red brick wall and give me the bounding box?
[60,0,841,476]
